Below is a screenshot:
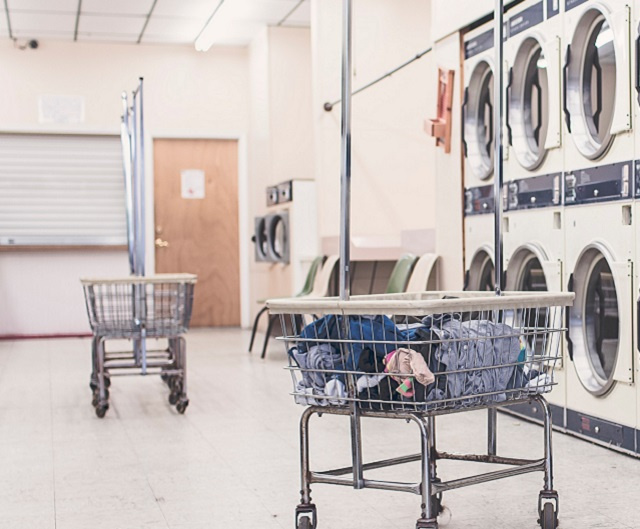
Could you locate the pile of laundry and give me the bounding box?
[289,313,552,408]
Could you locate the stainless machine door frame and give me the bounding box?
[565,3,632,160]
[465,58,496,181]
[568,243,632,396]
[509,33,551,170]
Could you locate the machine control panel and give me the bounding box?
[565,161,632,205]
[504,173,562,211]
[464,185,494,216]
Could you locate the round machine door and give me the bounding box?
[464,60,494,181]
[565,7,619,160]
[466,250,495,292]
[509,37,550,170]
[254,217,269,262]
[267,212,290,264]
[507,250,549,353]
[569,249,620,396]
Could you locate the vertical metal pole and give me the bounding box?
[120,93,135,276]
[339,0,362,489]
[339,0,352,302]
[493,0,504,296]
[135,77,146,277]
[488,0,504,457]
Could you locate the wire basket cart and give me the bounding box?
[81,274,197,417]
[268,290,574,529]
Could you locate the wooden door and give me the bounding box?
[153,139,240,327]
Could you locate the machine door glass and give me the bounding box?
[464,60,494,180]
[509,37,549,170]
[467,251,495,291]
[269,214,288,262]
[570,251,619,395]
[516,254,549,354]
[255,218,268,260]
[566,8,617,159]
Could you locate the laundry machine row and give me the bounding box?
[253,180,317,301]
[461,0,640,456]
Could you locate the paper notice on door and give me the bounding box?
[181,169,205,199]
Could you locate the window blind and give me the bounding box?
[0,133,127,246]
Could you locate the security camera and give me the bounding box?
[28,39,39,49]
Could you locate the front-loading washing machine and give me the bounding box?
[632,2,640,455]
[501,0,567,426]
[562,0,636,453]
[564,197,636,452]
[463,19,497,291]
[563,0,634,174]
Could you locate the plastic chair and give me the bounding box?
[307,254,339,298]
[248,256,324,356]
[385,253,418,294]
[405,254,440,292]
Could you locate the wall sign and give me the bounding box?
[38,95,85,124]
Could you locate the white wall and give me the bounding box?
[0,40,249,335]
[311,0,437,245]
[433,32,465,289]
[248,27,316,320]
[431,0,494,42]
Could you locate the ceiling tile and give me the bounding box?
[281,0,310,25]
[13,29,73,39]
[9,12,76,34]
[76,32,138,43]
[153,0,214,19]
[80,0,154,16]
[79,14,145,35]
[7,0,78,13]
[142,16,202,42]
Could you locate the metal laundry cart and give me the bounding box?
[265,0,575,526]
[82,274,196,417]
[268,290,573,529]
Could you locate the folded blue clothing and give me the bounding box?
[293,314,409,371]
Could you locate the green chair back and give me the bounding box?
[385,253,418,294]
[297,256,324,297]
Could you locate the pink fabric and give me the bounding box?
[384,348,435,386]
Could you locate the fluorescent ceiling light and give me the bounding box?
[195,0,226,51]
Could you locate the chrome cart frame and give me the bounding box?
[268,291,573,529]
[82,274,197,417]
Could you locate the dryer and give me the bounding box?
[561,0,637,453]
[502,0,566,425]
[564,197,636,451]
[563,0,633,174]
[463,19,497,291]
[633,1,640,456]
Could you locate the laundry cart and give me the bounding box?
[268,290,573,529]
[82,274,197,417]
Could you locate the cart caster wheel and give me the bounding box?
[160,372,170,384]
[95,404,109,418]
[176,399,189,414]
[170,378,183,393]
[539,503,558,529]
[91,393,99,407]
[104,375,111,388]
[169,392,179,405]
[89,380,98,391]
[295,505,316,529]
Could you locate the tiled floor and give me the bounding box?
[0,328,638,529]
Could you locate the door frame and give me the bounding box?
[147,132,250,328]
